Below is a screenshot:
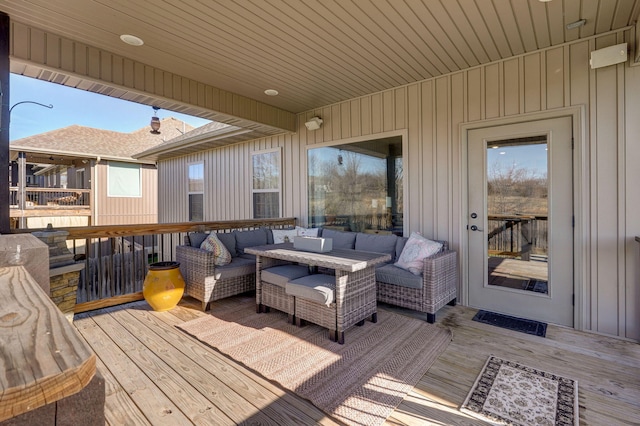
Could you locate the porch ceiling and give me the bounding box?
[0,0,638,126]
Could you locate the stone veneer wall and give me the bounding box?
[49,271,80,316]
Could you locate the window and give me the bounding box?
[188,162,204,221]
[108,162,141,197]
[252,149,281,218]
[307,136,403,234]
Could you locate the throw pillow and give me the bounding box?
[200,233,232,266]
[272,228,298,243]
[296,226,319,237]
[394,232,443,275]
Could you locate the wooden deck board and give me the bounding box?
[125,303,335,426]
[94,356,151,426]
[74,295,640,425]
[74,315,193,425]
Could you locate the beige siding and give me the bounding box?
[158,31,639,341]
[95,163,158,225]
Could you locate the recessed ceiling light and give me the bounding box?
[264,89,279,96]
[120,34,144,46]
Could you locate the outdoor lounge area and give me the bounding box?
[2,1,640,424]
[1,220,639,425]
[75,293,640,425]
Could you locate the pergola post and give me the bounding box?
[0,12,9,233]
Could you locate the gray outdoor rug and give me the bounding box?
[461,355,579,425]
[177,301,452,426]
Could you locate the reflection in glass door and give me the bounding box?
[486,137,549,294]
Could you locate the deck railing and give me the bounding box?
[9,187,91,208]
[487,214,548,259]
[15,218,296,313]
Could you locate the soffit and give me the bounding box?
[0,0,637,117]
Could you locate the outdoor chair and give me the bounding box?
[376,242,458,323]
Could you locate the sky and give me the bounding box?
[8,74,211,141]
[487,143,548,178]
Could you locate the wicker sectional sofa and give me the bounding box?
[177,226,458,323]
[319,229,458,323]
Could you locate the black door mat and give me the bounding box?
[472,310,547,337]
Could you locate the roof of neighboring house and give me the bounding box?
[10,117,197,163]
[134,120,246,161]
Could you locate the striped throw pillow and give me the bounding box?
[200,233,232,266]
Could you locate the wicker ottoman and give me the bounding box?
[258,264,310,322]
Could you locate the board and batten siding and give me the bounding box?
[158,30,639,341]
[94,162,158,226]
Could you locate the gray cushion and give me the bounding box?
[286,274,335,306]
[321,229,356,249]
[262,265,310,288]
[355,233,397,260]
[395,237,408,262]
[375,264,423,289]
[214,257,256,280]
[238,253,258,261]
[188,232,209,248]
[234,228,269,255]
[215,232,237,258]
[263,228,274,244]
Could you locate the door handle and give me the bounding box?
[470,225,483,232]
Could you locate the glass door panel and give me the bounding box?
[486,138,549,294]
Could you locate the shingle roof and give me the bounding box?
[10,117,196,161]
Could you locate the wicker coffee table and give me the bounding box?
[245,243,390,344]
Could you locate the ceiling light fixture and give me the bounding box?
[566,19,586,30]
[150,106,161,134]
[264,89,279,96]
[120,34,144,46]
[304,116,323,131]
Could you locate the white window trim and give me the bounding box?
[188,161,205,221]
[250,147,282,219]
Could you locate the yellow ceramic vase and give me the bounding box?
[143,261,185,312]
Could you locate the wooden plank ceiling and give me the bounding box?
[0,0,638,116]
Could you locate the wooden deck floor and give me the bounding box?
[74,294,640,425]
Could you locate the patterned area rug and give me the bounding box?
[178,301,452,426]
[461,356,579,425]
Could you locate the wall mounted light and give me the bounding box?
[305,116,323,131]
[150,106,161,134]
[590,43,628,69]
